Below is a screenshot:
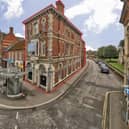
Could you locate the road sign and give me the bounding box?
[124,87,129,95]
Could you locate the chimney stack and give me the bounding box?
[56,0,65,15]
[9,27,14,34]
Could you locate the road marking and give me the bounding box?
[83,103,96,110]
[14,125,18,129]
[96,113,102,118]
[16,112,19,120]
[15,112,19,129]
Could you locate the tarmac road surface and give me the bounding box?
[0,60,122,129]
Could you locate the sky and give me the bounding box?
[0,0,124,50]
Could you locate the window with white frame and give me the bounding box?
[28,39,39,56]
[33,21,39,35]
[41,41,46,56]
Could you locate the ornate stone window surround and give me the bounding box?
[33,20,39,35]
[41,40,46,56]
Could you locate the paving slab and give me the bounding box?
[109,92,128,129]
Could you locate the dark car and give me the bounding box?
[100,64,109,74]
[98,61,103,66]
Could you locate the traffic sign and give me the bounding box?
[124,87,129,95]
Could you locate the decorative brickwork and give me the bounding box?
[23,0,86,92]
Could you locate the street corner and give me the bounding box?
[0,63,89,110]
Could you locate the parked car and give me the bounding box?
[100,64,109,74]
[98,61,103,66]
[94,59,99,64]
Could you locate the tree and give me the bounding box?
[103,45,118,59]
[97,47,105,58]
[97,45,118,59]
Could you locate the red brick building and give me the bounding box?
[8,40,25,71]
[1,27,24,67]
[23,0,86,92]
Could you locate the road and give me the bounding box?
[0,60,122,129]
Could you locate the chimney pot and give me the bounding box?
[56,0,65,15]
[9,27,14,34]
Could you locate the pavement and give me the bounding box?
[103,91,128,129]
[0,62,89,110]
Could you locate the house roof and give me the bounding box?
[23,4,82,35]
[0,31,24,42]
[8,40,25,51]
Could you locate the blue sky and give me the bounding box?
[0,0,124,50]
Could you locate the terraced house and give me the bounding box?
[23,0,86,92]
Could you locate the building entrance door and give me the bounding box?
[39,64,46,88]
[28,72,32,80]
[40,75,46,87]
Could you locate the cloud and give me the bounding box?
[65,0,123,33]
[0,0,24,19]
[15,33,24,38]
[86,45,96,51]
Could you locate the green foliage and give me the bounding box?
[105,58,118,63]
[104,45,118,58]
[105,58,124,73]
[97,45,118,59]
[97,47,105,58]
[109,62,124,73]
